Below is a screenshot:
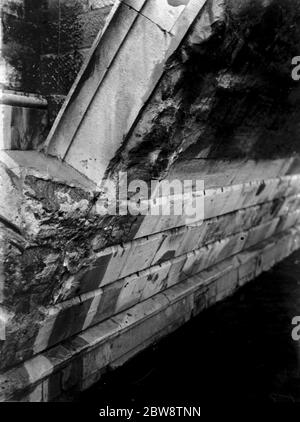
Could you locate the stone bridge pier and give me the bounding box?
[1,0,300,401]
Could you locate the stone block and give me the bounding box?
[33,289,103,354]
[239,257,258,288]
[118,234,162,279]
[181,233,243,278]
[17,383,43,402]
[216,232,247,262]
[182,245,218,278]
[77,245,127,293]
[82,342,111,385]
[113,274,148,313]
[193,285,208,316]
[278,194,300,216]
[114,261,171,313]
[61,358,82,392]
[42,372,61,402]
[139,0,186,33]
[163,275,200,305]
[204,185,243,219]
[110,296,192,363]
[277,211,300,233]
[90,280,124,324]
[215,267,239,302]
[166,255,187,287]
[80,368,104,392]
[140,261,171,302]
[260,241,278,272]
[177,224,204,255]
[151,227,184,266]
[245,219,279,249]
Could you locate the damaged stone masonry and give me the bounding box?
[1,0,300,401]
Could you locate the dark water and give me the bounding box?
[79,249,300,404]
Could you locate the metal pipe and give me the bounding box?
[0,90,48,109]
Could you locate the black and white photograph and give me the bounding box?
[1,0,300,416]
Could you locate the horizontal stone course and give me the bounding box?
[1,152,300,326]
[1,225,299,402]
[166,158,296,190]
[132,176,300,239]
[2,208,299,370]
[1,154,299,316]
[31,194,300,302]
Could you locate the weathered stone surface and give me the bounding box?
[41,6,112,55]
[45,0,206,177]
[1,0,25,19]
[1,0,300,401]
[2,12,40,51]
[1,8,41,92]
[53,191,300,301]
[1,226,300,402]
[166,158,296,190]
[40,49,89,96]
[0,153,299,301]
[102,0,300,188]
[1,200,298,370]
[63,13,173,180]
[0,44,40,93]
